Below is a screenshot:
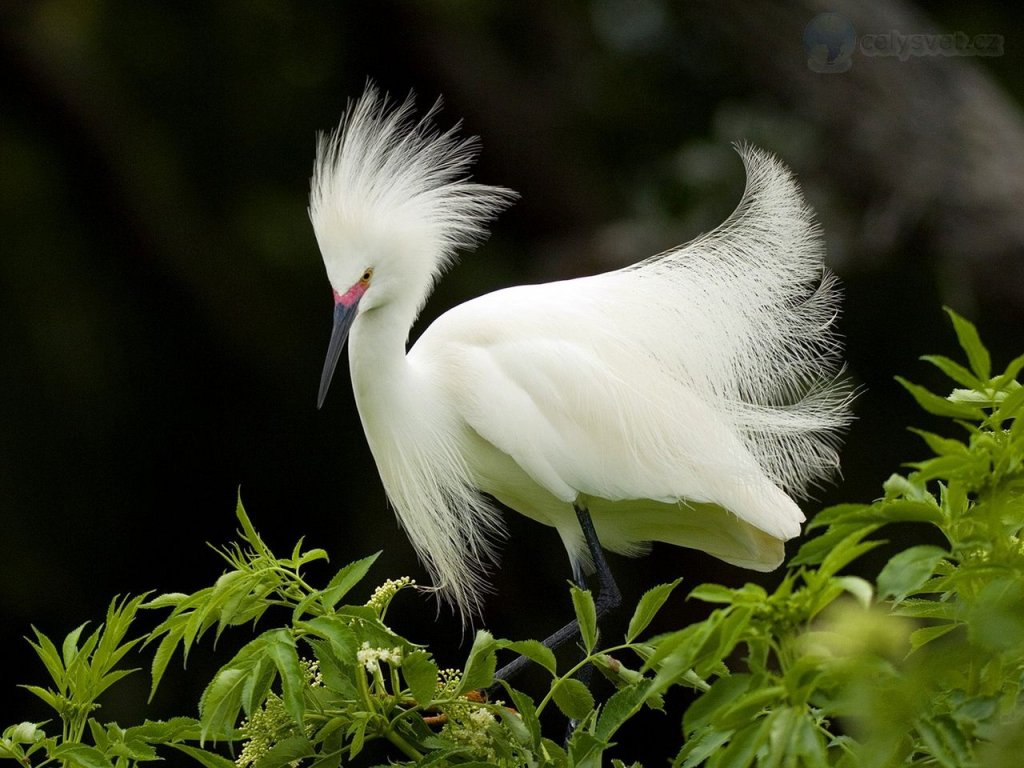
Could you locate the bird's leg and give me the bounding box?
[493,501,621,683]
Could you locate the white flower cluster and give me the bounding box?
[365,576,415,612]
[356,641,403,672]
[447,706,498,760]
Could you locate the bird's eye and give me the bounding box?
[360,268,374,284]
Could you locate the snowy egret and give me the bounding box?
[311,86,851,628]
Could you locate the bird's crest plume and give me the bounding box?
[308,85,517,316]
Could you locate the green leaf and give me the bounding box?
[716,715,771,768]
[26,628,66,689]
[917,714,969,768]
[944,307,991,380]
[19,684,60,710]
[895,377,985,420]
[458,630,496,693]
[199,666,248,743]
[570,586,597,653]
[626,579,682,642]
[684,675,752,735]
[877,545,948,602]
[256,735,315,768]
[909,622,957,650]
[687,583,736,604]
[497,682,541,750]
[50,744,114,768]
[320,553,380,610]
[264,630,305,725]
[835,576,874,608]
[993,352,1024,388]
[552,677,595,722]
[920,355,983,389]
[168,743,238,768]
[497,639,557,675]
[595,680,653,741]
[297,616,358,665]
[994,383,1024,423]
[908,428,968,457]
[149,625,185,701]
[61,622,88,670]
[402,650,438,705]
[818,525,885,578]
[199,634,272,743]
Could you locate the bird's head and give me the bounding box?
[309,85,517,408]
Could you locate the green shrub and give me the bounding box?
[3,308,1023,767]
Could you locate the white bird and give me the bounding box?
[310,86,851,622]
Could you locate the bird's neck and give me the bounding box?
[347,302,423,443]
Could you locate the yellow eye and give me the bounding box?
[360,268,374,284]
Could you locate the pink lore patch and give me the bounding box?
[334,281,368,307]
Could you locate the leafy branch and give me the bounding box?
[2,307,1024,767]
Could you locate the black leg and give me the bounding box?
[493,500,621,683]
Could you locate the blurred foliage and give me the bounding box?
[3,309,1024,766]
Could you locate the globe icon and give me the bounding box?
[804,13,856,73]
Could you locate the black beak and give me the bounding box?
[317,300,359,409]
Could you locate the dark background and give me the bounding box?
[2,1,1023,763]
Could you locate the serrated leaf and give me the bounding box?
[994,383,1024,423]
[497,682,541,749]
[126,717,200,742]
[687,583,736,604]
[917,714,969,768]
[51,743,114,768]
[297,616,358,665]
[61,622,88,669]
[818,526,885,578]
[458,631,496,693]
[256,735,315,768]
[168,743,238,768]
[920,355,983,389]
[676,725,732,768]
[909,622,957,650]
[717,715,771,768]
[320,553,380,610]
[402,650,438,705]
[570,586,597,653]
[896,377,984,420]
[264,630,304,724]
[595,680,653,741]
[992,352,1024,388]
[26,628,66,688]
[241,655,275,717]
[497,639,557,675]
[626,579,682,642]
[552,677,595,722]
[19,684,60,711]
[199,634,272,743]
[149,625,185,701]
[944,308,990,380]
[908,428,968,457]
[684,675,752,735]
[877,545,948,602]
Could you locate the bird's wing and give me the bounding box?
[411,278,804,542]
[411,145,850,544]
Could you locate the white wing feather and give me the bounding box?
[412,145,850,581]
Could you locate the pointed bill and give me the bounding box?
[317,300,359,409]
